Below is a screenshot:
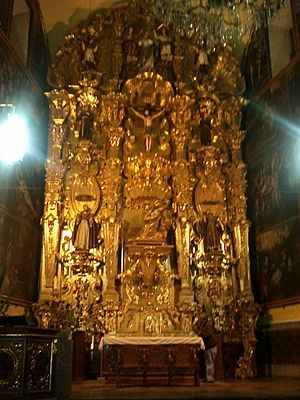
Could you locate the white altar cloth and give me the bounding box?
[99,336,205,350]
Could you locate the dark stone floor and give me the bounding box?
[5,378,300,400]
[68,378,300,400]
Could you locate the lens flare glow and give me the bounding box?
[0,113,28,163]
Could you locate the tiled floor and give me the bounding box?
[68,378,300,399]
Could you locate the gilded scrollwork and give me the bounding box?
[124,154,172,209]
[120,244,173,308]
[123,72,174,109]
[47,88,71,125]
[234,293,261,378]
[216,96,247,132]
[100,92,127,132]
[209,45,245,96]
[111,10,124,79]
[101,158,122,211]
[170,95,194,155]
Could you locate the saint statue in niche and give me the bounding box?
[72,204,100,251]
[202,211,223,252]
[82,38,98,70]
[124,26,138,65]
[138,28,155,71]
[155,24,173,64]
[80,113,93,140]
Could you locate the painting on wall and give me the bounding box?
[248,142,300,231]
[0,211,41,303]
[247,129,300,306]
[245,98,276,157]
[255,218,300,305]
[244,25,272,95]
[0,30,47,305]
[0,162,43,304]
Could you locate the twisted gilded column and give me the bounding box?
[218,93,258,378]
[40,88,70,299]
[111,11,124,82]
[226,129,252,295]
[100,93,126,303]
[170,95,194,303]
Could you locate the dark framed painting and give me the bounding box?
[243,24,272,96]
[245,98,278,160]
[0,161,44,305]
[0,208,41,304]
[0,21,47,305]
[255,217,300,305]
[248,141,300,231]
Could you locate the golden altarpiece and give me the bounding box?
[35,2,259,379]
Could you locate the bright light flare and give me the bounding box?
[0,113,28,163]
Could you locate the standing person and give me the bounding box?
[201,317,217,383]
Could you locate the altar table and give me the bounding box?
[99,336,205,385]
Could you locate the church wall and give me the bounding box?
[245,54,300,307]
[244,17,300,377]
[268,4,293,77]
[270,304,300,323]
[0,1,49,314]
[267,305,300,378]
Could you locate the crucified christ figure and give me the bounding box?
[130,107,165,152]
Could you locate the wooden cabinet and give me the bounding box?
[0,327,57,396]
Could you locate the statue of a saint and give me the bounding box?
[124,26,138,65]
[203,212,223,252]
[138,29,155,71]
[155,24,173,64]
[72,205,100,251]
[80,112,93,140]
[82,38,98,70]
[195,47,209,79]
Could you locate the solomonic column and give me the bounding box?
[40,88,70,300]
[100,93,126,303]
[170,95,194,304]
